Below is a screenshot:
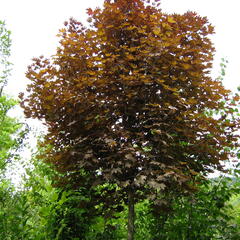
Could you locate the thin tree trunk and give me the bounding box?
[128,189,135,240]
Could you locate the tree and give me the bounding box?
[0,20,11,91]
[23,142,98,240]
[20,0,240,238]
[0,20,26,175]
[0,20,29,240]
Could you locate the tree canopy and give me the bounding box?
[20,1,240,237]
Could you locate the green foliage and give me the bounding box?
[18,148,98,240]
[86,176,240,240]
[0,19,29,239]
[0,21,27,175]
[0,96,21,170]
[0,20,11,88]
[0,180,30,240]
[148,177,240,240]
[122,177,240,240]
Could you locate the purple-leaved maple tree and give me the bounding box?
[20,0,240,239]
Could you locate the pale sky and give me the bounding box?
[0,0,239,98]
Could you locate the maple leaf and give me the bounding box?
[86,8,93,16]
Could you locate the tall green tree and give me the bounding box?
[0,20,29,240]
[0,20,26,175]
[20,0,240,238]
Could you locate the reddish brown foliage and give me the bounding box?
[21,0,239,205]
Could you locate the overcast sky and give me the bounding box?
[1,0,239,97]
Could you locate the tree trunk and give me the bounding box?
[128,189,135,240]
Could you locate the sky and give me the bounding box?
[0,0,240,98]
[1,0,240,182]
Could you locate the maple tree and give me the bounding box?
[20,0,240,239]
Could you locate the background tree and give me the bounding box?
[0,20,29,240]
[0,20,26,174]
[20,0,240,238]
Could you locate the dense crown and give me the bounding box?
[21,0,239,203]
